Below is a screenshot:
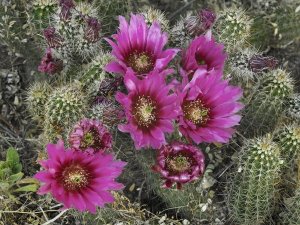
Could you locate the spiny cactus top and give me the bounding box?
[262,69,294,99]
[45,84,87,127]
[105,14,179,77]
[181,34,226,79]
[34,140,126,213]
[26,82,52,120]
[69,118,113,154]
[152,142,205,189]
[141,7,169,32]
[216,7,252,50]
[246,136,283,168]
[176,69,243,144]
[277,124,300,158]
[116,70,179,150]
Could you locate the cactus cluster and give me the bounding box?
[228,136,283,225]
[215,7,252,52]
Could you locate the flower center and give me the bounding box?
[61,164,90,191]
[80,127,105,151]
[183,99,210,125]
[166,154,192,173]
[126,51,154,74]
[133,96,157,128]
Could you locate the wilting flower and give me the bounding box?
[105,14,179,77]
[69,118,112,154]
[34,140,126,213]
[181,35,226,78]
[59,0,75,20]
[184,9,216,37]
[177,69,243,144]
[38,48,63,75]
[90,99,125,128]
[98,76,123,98]
[152,142,205,189]
[116,70,178,149]
[249,55,278,73]
[84,17,101,43]
[43,27,63,48]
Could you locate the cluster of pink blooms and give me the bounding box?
[35,9,244,213]
[35,119,126,213]
[106,13,243,189]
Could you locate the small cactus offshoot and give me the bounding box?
[215,7,252,52]
[141,7,169,32]
[276,124,300,161]
[228,136,283,225]
[26,81,52,121]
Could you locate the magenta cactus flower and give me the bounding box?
[185,9,216,37]
[181,35,226,79]
[152,142,205,189]
[116,69,178,149]
[38,48,63,75]
[43,27,63,48]
[34,140,126,213]
[84,17,101,43]
[105,14,179,77]
[177,69,243,144]
[69,118,113,154]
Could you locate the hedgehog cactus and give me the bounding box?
[228,136,283,225]
[241,69,294,137]
[26,82,52,121]
[44,83,87,141]
[215,7,252,52]
[276,124,300,161]
[281,189,300,225]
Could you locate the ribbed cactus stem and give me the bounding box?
[240,69,294,138]
[228,136,283,225]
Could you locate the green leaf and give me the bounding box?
[17,178,39,185]
[8,172,23,183]
[0,182,10,191]
[13,184,39,193]
[6,147,22,173]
